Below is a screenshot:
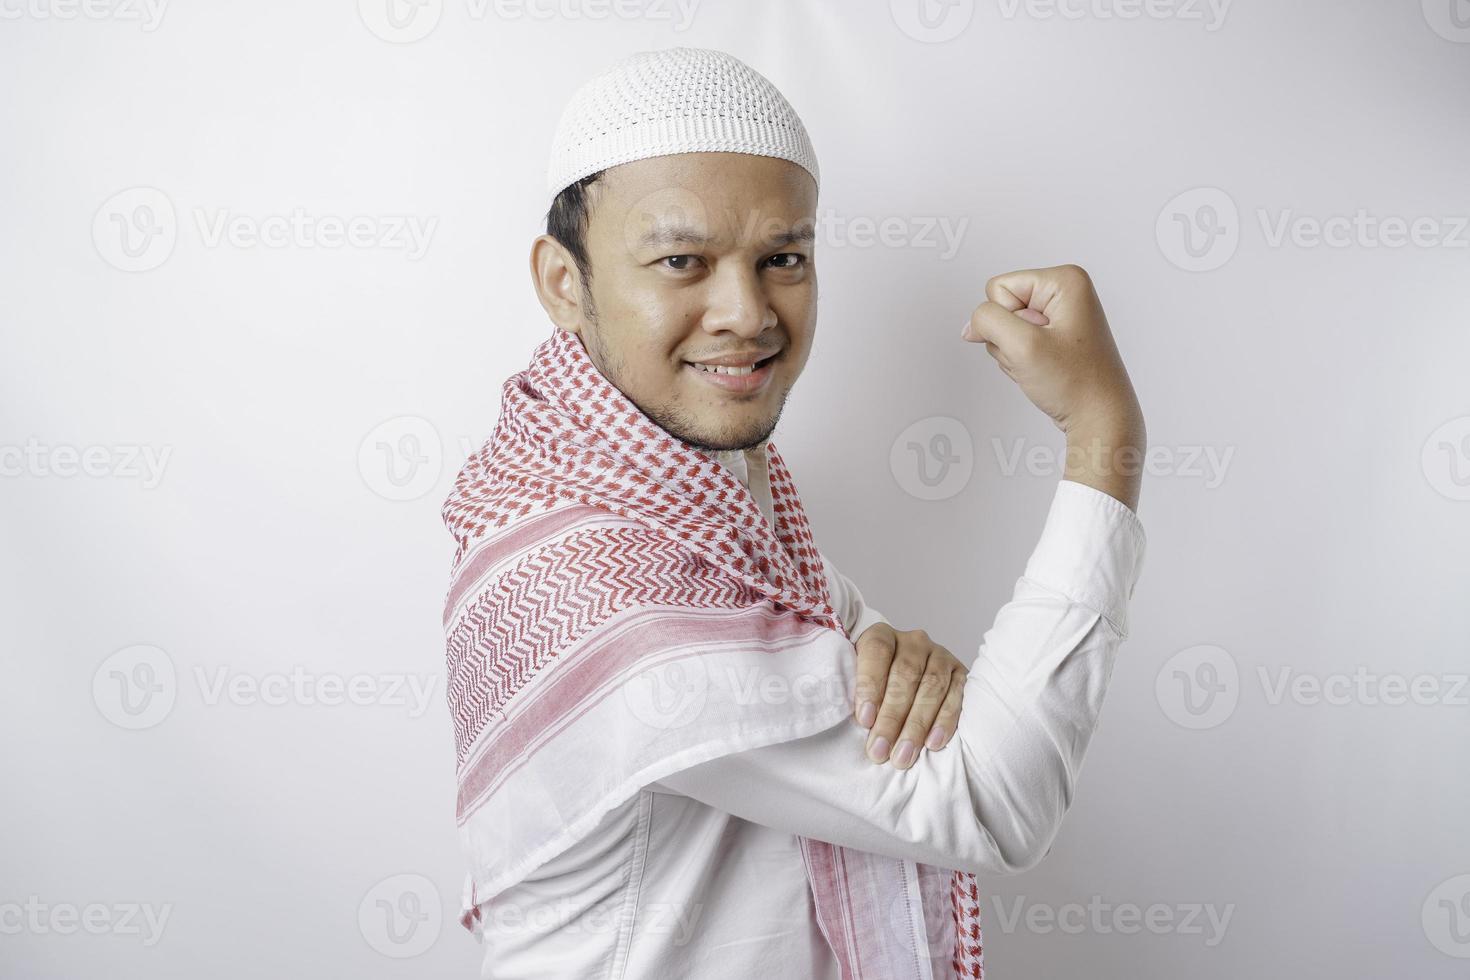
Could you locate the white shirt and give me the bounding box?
[472,441,1147,979]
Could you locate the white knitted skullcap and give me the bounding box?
[546,46,819,197]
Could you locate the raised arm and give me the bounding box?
[653,264,1148,874]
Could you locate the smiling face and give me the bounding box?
[531,151,819,452]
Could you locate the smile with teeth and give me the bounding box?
[693,361,765,376]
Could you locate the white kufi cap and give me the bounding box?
[546,46,820,197]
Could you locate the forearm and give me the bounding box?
[1063,410,1147,514]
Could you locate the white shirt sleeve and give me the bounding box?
[820,543,897,653]
[648,478,1147,876]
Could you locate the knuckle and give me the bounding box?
[917,670,948,695]
[1059,262,1089,280]
[887,661,924,694]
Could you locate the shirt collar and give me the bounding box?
[692,437,771,490]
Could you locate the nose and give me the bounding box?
[700,263,778,339]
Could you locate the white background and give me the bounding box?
[3,0,1469,977]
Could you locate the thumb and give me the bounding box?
[961,299,1040,350]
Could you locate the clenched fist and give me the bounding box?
[961,264,1146,510]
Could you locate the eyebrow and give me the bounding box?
[635,223,816,251]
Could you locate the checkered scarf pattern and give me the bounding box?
[442,326,983,978]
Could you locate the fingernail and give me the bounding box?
[857,700,876,728]
[894,740,916,767]
[926,726,945,751]
[959,319,970,339]
[867,736,890,764]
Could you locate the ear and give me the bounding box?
[530,234,587,335]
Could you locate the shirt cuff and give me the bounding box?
[1021,479,1147,638]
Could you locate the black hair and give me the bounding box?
[545,170,606,314]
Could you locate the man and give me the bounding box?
[442,46,1146,979]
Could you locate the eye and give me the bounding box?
[765,253,807,269]
[660,255,703,271]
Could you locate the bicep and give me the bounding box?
[652,577,1126,876]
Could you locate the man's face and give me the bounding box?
[569,151,818,452]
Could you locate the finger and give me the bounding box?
[984,267,1064,318]
[967,300,1038,359]
[865,634,930,763]
[889,651,958,770]
[852,625,895,730]
[924,669,966,753]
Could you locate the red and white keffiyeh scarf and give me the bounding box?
[441,326,984,978]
